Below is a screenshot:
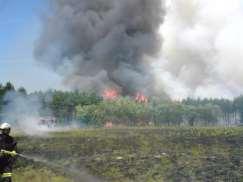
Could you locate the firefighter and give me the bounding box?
[0,123,17,182]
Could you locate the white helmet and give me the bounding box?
[0,123,11,130]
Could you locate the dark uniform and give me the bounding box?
[0,134,17,182]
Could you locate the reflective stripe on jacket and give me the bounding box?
[1,173,12,178]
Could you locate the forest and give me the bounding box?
[1,82,243,127]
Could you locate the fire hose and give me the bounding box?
[0,149,27,179]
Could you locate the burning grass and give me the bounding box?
[13,127,243,181]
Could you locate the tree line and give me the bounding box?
[1,82,243,126]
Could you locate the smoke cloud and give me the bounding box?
[2,91,52,135]
[2,92,85,135]
[35,0,243,99]
[160,0,243,99]
[2,92,43,135]
[35,0,166,96]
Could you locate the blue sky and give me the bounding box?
[0,0,63,92]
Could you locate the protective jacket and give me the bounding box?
[0,134,17,181]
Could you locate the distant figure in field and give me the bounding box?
[105,122,113,129]
[0,123,17,182]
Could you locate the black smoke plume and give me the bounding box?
[35,0,166,96]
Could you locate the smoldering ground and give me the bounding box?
[20,154,101,182]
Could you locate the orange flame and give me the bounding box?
[103,89,119,100]
[135,92,148,103]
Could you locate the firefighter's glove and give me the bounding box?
[0,150,17,157]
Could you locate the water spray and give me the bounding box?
[1,149,101,182]
[0,149,35,163]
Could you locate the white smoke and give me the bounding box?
[2,91,87,135]
[159,0,243,99]
[2,91,52,135]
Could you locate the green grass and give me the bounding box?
[13,167,71,182]
[13,127,243,181]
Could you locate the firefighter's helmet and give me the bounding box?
[0,123,11,135]
[0,123,11,130]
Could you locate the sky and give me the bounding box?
[0,0,63,92]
